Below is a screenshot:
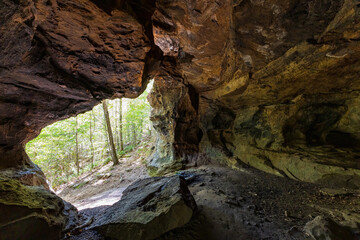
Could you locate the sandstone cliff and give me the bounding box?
[1,0,359,187]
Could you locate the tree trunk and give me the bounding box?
[75,116,80,176]
[114,100,119,148]
[89,110,95,169]
[66,153,70,182]
[132,123,136,146]
[119,98,124,151]
[139,119,143,140]
[127,124,130,145]
[102,100,119,165]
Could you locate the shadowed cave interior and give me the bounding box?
[0,0,360,239]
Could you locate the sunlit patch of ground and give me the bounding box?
[75,187,126,210]
[56,143,151,210]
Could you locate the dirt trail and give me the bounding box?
[57,146,149,210]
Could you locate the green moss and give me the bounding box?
[0,176,61,210]
[147,167,160,177]
[0,176,67,240]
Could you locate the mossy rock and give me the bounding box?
[0,176,67,240]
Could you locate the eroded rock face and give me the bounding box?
[0,0,150,168]
[1,0,360,190]
[91,176,197,240]
[148,0,360,187]
[147,60,201,175]
[1,1,360,238]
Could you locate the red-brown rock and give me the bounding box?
[0,0,150,168]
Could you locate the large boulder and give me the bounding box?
[91,176,197,240]
[0,175,71,240]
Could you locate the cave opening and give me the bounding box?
[1,0,360,239]
[25,82,154,209]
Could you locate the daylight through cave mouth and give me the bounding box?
[25,82,154,209]
[2,0,360,239]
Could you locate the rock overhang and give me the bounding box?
[0,0,359,185]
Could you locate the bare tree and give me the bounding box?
[132,123,137,146]
[102,100,119,165]
[75,116,80,175]
[119,98,124,151]
[89,110,95,169]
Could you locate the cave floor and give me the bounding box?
[65,164,360,240]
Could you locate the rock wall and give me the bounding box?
[198,0,360,188]
[0,0,151,169]
[147,60,201,175]
[148,0,360,188]
[1,0,360,185]
[1,1,360,238]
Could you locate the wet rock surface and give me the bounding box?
[0,163,50,190]
[89,176,197,240]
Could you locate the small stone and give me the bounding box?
[304,216,355,240]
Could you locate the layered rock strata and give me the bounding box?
[147,0,360,188]
[0,0,150,168]
[0,0,359,194]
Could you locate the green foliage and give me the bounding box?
[73,182,87,189]
[103,156,112,165]
[124,145,135,152]
[26,81,154,189]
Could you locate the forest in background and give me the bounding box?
[26,83,153,188]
